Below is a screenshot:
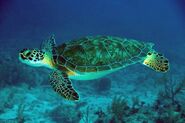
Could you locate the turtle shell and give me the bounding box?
[55,36,153,72]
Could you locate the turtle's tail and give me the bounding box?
[143,52,169,72]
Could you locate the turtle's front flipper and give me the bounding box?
[143,52,169,72]
[41,35,57,58]
[49,70,79,101]
[41,34,56,52]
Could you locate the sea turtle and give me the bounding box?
[19,35,169,101]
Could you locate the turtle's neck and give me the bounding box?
[42,53,55,69]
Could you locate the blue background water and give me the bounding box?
[1,0,185,45]
[0,0,185,122]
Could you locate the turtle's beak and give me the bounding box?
[18,48,30,63]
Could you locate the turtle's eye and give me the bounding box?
[23,50,31,57]
[25,52,31,57]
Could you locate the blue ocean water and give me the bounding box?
[0,0,185,122]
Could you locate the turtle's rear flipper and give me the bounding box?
[49,70,79,101]
[143,52,169,72]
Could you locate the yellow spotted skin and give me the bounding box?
[143,52,169,72]
[42,55,55,68]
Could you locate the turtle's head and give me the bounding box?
[19,48,46,67]
[19,35,56,69]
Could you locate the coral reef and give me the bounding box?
[107,96,129,122]
[157,75,185,105]
[48,104,82,123]
[153,74,185,123]
[98,94,185,123]
[94,108,106,123]
[106,96,155,123]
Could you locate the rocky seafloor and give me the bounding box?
[0,44,185,123]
